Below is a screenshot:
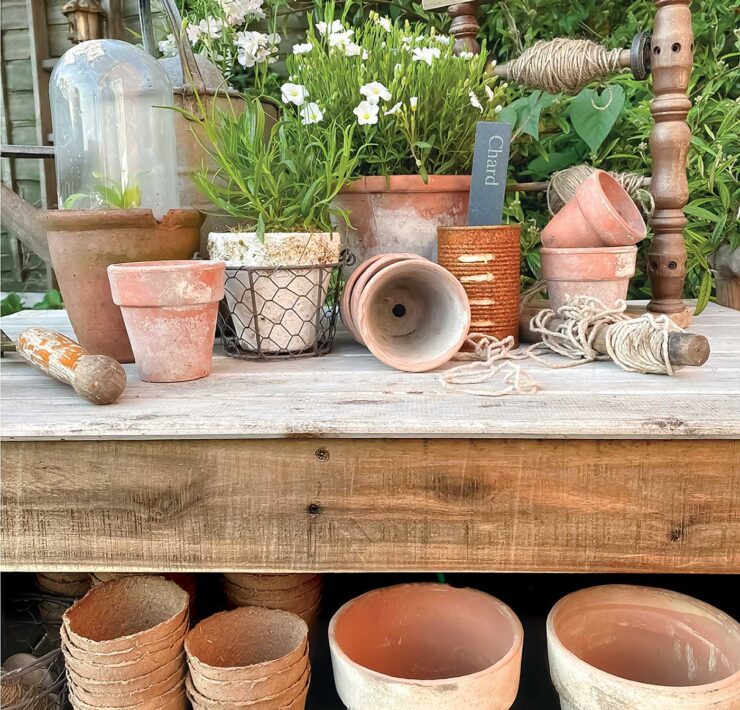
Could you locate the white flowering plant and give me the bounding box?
[158,0,280,91]
[183,97,361,238]
[281,4,506,179]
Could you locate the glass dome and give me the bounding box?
[50,39,179,219]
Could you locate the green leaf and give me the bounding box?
[684,204,720,223]
[1,293,24,317]
[569,85,625,153]
[694,270,712,315]
[32,289,64,310]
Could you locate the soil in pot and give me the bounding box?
[108,260,225,382]
[329,583,523,710]
[541,246,637,311]
[547,585,740,709]
[208,232,340,355]
[46,208,202,363]
[334,175,471,274]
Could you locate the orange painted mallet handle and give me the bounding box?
[16,327,126,404]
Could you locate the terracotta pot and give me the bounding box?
[67,677,186,710]
[208,232,340,354]
[547,585,740,709]
[222,573,321,593]
[437,225,521,346]
[45,208,202,363]
[541,246,637,311]
[185,607,308,683]
[63,576,189,654]
[68,665,185,706]
[329,583,523,710]
[334,175,471,274]
[541,170,647,249]
[108,260,225,382]
[35,572,91,597]
[354,257,471,372]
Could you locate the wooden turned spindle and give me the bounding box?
[646,0,693,315]
[422,1,482,55]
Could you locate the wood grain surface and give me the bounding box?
[2,438,737,573]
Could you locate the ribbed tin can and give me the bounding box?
[437,225,521,346]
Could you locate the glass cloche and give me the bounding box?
[50,39,179,219]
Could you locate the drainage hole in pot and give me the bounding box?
[392,304,407,318]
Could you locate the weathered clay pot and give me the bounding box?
[329,583,524,710]
[68,664,185,706]
[541,170,647,249]
[63,576,189,654]
[208,232,340,354]
[334,175,471,273]
[108,260,224,382]
[354,257,471,372]
[221,573,321,592]
[45,208,202,363]
[438,225,521,346]
[186,666,309,707]
[547,585,740,709]
[35,572,91,597]
[185,607,308,683]
[67,677,187,710]
[541,246,637,311]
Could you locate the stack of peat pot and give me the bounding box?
[36,573,92,598]
[222,574,322,627]
[185,607,310,709]
[61,576,189,709]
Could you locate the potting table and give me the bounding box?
[1,304,738,574]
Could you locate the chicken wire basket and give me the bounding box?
[218,262,343,359]
[1,594,71,709]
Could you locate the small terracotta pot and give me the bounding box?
[547,585,740,709]
[35,572,91,597]
[63,576,189,654]
[334,175,471,273]
[541,246,637,311]
[67,677,186,710]
[185,607,308,683]
[541,170,647,249]
[108,260,225,383]
[68,664,185,706]
[354,258,471,372]
[222,573,321,593]
[437,225,521,346]
[46,208,202,363]
[329,583,523,710]
[186,666,309,707]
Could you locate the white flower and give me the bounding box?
[343,41,362,57]
[402,36,413,44]
[458,51,475,60]
[300,102,323,124]
[316,20,344,36]
[360,81,391,104]
[384,102,402,116]
[484,86,495,102]
[198,16,223,39]
[495,104,503,113]
[376,16,392,31]
[394,63,401,73]
[328,29,354,48]
[235,30,279,67]
[410,96,418,111]
[353,100,380,125]
[281,82,309,106]
[362,49,369,60]
[435,35,452,45]
[469,91,483,111]
[411,46,440,66]
[186,23,202,44]
[158,33,178,57]
[220,0,265,25]
[292,42,313,55]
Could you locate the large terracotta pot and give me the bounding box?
[45,208,202,363]
[329,583,523,710]
[334,175,471,273]
[547,585,740,709]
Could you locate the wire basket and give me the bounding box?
[1,594,71,709]
[218,262,343,359]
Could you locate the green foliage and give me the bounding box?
[284,2,506,178]
[63,176,142,210]
[1,290,63,316]
[185,97,360,237]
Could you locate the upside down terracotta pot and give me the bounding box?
[108,260,224,383]
[438,225,521,346]
[352,256,471,372]
[329,583,524,710]
[334,175,471,274]
[45,208,202,363]
[541,246,637,311]
[541,170,647,249]
[547,585,740,709]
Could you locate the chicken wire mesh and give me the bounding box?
[218,262,343,359]
[1,593,71,709]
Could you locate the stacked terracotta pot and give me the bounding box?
[185,607,310,709]
[223,574,322,627]
[36,572,91,598]
[61,576,189,709]
[340,254,471,372]
[540,170,647,310]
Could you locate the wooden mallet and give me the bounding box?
[2,327,127,404]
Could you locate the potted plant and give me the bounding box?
[184,96,359,354]
[281,3,507,270]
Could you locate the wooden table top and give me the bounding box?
[2,304,738,442]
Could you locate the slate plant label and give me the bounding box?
[467,122,513,227]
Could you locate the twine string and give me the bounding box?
[440,297,683,397]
